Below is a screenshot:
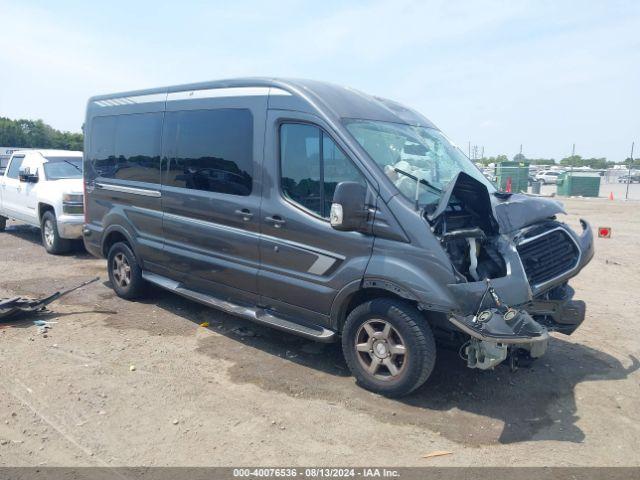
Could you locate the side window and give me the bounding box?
[280,123,365,218]
[6,156,25,179]
[280,124,321,214]
[89,113,162,184]
[164,109,253,196]
[90,116,116,178]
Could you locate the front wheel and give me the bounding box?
[342,299,436,397]
[41,211,72,254]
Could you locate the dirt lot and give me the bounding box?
[0,197,639,467]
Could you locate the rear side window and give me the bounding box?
[280,123,365,218]
[89,112,163,184]
[6,156,25,179]
[163,109,253,196]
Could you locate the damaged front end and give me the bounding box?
[426,172,594,370]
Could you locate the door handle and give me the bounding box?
[235,209,253,221]
[265,215,286,228]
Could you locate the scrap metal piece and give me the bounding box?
[0,277,99,321]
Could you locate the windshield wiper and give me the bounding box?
[61,159,82,172]
[394,167,442,209]
[394,168,441,193]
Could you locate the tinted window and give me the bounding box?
[90,113,162,184]
[280,124,321,214]
[6,156,24,179]
[280,123,365,218]
[164,109,253,196]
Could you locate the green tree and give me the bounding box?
[0,117,83,151]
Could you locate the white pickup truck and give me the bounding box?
[0,149,84,254]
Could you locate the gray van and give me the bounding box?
[83,78,594,396]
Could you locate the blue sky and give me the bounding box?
[1,0,638,161]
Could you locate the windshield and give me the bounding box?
[344,120,495,206]
[43,157,82,180]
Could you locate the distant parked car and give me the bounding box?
[617,174,640,183]
[535,170,563,185]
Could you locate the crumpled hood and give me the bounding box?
[428,172,566,234]
[492,193,565,233]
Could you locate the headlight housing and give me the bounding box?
[62,193,84,215]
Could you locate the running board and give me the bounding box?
[142,271,336,342]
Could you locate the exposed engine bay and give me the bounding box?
[424,172,592,371]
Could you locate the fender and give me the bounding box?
[365,253,459,313]
[101,220,139,260]
[329,274,458,330]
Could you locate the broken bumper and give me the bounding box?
[449,308,550,369]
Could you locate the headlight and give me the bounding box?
[63,193,83,203]
[62,193,84,215]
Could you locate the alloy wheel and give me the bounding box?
[112,252,132,288]
[355,319,407,380]
[43,219,55,247]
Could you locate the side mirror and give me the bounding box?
[19,169,38,183]
[330,181,368,232]
[19,168,38,183]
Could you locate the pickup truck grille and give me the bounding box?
[517,228,579,286]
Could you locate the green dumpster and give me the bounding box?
[495,162,529,193]
[557,172,601,197]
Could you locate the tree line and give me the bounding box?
[475,152,639,168]
[0,117,83,151]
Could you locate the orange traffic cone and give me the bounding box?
[609,192,614,200]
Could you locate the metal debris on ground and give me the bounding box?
[0,277,100,322]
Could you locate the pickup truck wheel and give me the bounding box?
[41,211,71,254]
[107,242,146,299]
[0,216,6,232]
[342,299,436,397]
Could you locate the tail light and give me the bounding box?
[83,180,88,224]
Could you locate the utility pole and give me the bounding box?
[627,141,635,200]
[468,141,471,159]
[570,143,575,177]
[481,146,485,160]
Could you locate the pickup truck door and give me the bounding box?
[16,157,40,224]
[0,155,26,221]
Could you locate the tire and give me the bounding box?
[107,241,146,299]
[342,299,436,397]
[41,211,72,254]
[0,216,6,232]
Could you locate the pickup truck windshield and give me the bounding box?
[344,119,495,206]
[43,157,82,180]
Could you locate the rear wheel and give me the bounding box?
[107,241,146,299]
[41,211,71,254]
[342,299,436,397]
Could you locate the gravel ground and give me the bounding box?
[0,196,638,467]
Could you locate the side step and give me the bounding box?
[142,271,336,342]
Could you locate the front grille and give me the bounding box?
[517,228,579,286]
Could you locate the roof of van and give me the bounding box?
[88,77,438,129]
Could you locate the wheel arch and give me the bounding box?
[38,202,55,222]
[102,224,138,261]
[330,279,424,332]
